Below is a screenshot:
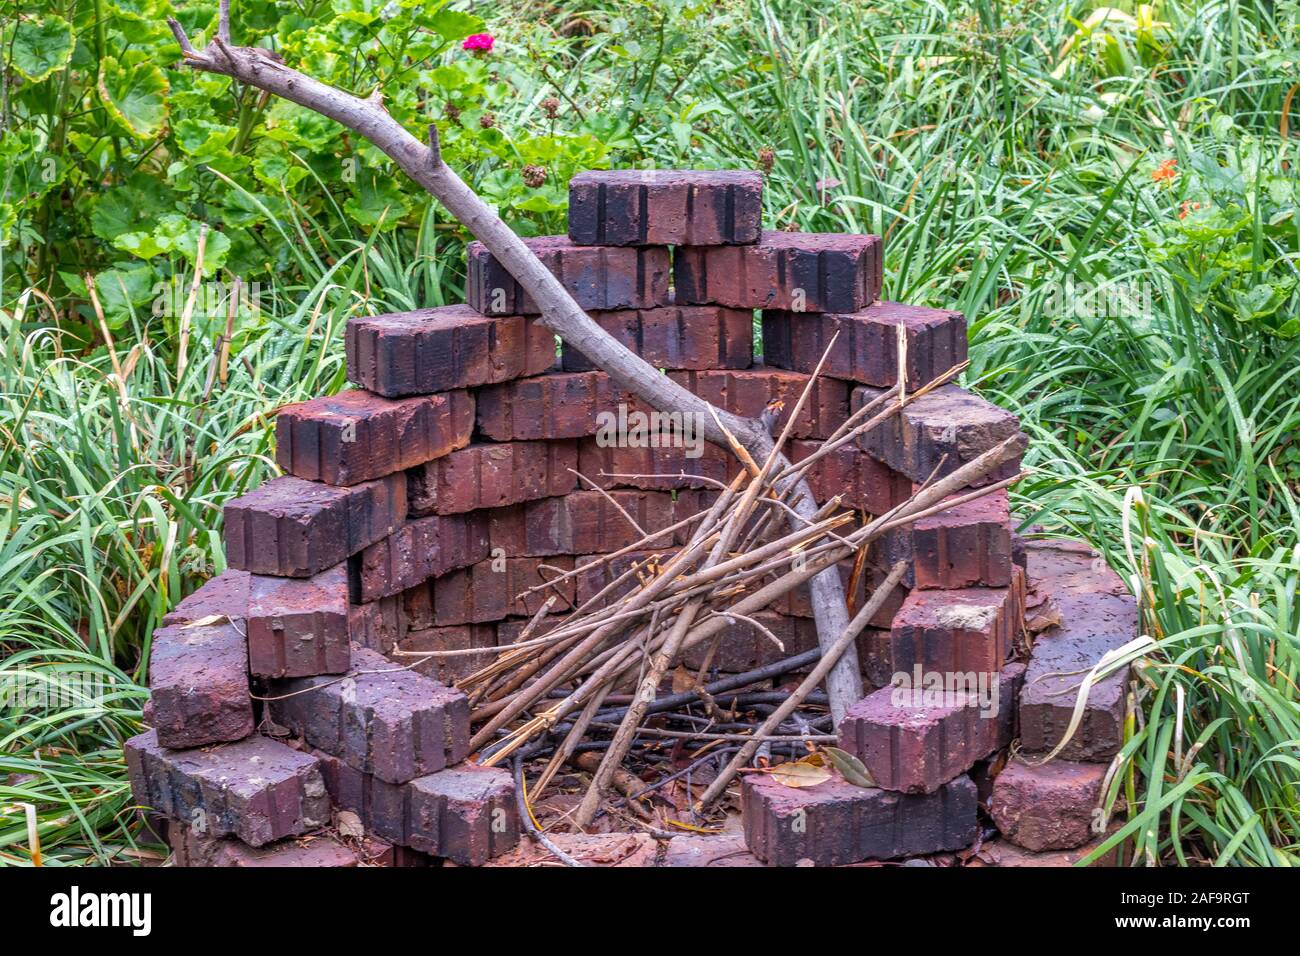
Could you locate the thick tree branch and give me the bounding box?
[166,12,864,719]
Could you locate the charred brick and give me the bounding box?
[345,305,555,398]
[467,236,670,315]
[763,301,966,388]
[125,731,330,847]
[568,169,763,246]
[407,440,578,515]
[675,231,882,313]
[276,389,474,486]
[225,474,405,578]
[269,646,469,785]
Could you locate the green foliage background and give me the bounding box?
[1,0,1298,865]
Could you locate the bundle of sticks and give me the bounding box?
[397,347,1024,831]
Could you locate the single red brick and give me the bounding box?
[358,511,491,602]
[675,231,882,313]
[862,570,1026,686]
[345,305,555,398]
[495,616,562,648]
[1018,542,1137,760]
[246,564,352,678]
[680,610,820,672]
[567,169,764,246]
[348,594,407,654]
[790,440,913,516]
[148,621,254,749]
[467,236,670,315]
[576,436,736,491]
[225,474,405,578]
[275,389,473,486]
[573,550,673,608]
[668,368,850,439]
[395,624,498,684]
[169,827,365,868]
[489,491,677,556]
[162,569,249,626]
[989,759,1109,851]
[742,771,977,866]
[125,731,330,848]
[475,371,632,441]
[873,489,1013,589]
[837,663,1024,794]
[317,752,519,865]
[433,555,576,624]
[269,646,469,784]
[561,306,754,372]
[408,440,579,516]
[853,384,1025,485]
[762,301,966,388]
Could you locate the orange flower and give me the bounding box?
[1178,200,1203,219]
[1152,158,1178,184]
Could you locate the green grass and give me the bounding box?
[3,0,1298,865]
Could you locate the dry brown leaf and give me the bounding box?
[768,759,832,789]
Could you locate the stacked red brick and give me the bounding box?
[132,167,1134,868]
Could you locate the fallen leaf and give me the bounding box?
[336,810,365,839]
[823,747,877,789]
[768,759,832,789]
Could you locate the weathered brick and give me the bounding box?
[791,440,913,516]
[989,759,1109,851]
[568,169,763,246]
[1018,542,1137,760]
[407,440,578,515]
[873,489,1013,589]
[395,624,498,684]
[358,511,490,602]
[148,621,254,749]
[432,556,576,624]
[318,753,519,865]
[467,236,670,315]
[348,594,407,654]
[275,388,474,485]
[169,827,367,868]
[489,491,676,557]
[246,564,352,678]
[861,570,1025,686]
[561,306,753,371]
[269,646,469,785]
[345,305,555,398]
[475,371,630,441]
[680,610,820,672]
[125,731,330,848]
[852,384,1025,486]
[675,231,882,313]
[577,436,735,491]
[742,771,977,866]
[162,569,249,626]
[668,368,850,439]
[225,474,405,578]
[762,301,967,388]
[837,663,1024,793]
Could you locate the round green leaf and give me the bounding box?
[7,16,75,83]
[98,56,169,139]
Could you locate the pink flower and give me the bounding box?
[462,33,494,53]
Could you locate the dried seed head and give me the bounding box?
[523,165,547,188]
[479,112,496,129]
[541,96,561,119]
[444,103,462,125]
[758,147,776,173]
